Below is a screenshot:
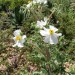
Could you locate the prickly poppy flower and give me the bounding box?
[26,0,47,8]
[40,25,62,44]
[33,0,47,4]
[37,17,48,28]
[12,29,26,47]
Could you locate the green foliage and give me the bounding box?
[0,0,75,75]
[0,0,26,11]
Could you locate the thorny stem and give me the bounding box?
[28,42,52,74]
[49,10,55,18]
[48,10,55,22]
[17,43,52,75]
[45,10,55,74]
[46,47,52,75]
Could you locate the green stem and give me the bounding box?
[46,49,52,75]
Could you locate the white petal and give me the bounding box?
[13,29,21,36]
[44,17,48,22]
[22,35,26,39]
[13,37,16,41]
[43,36,50,43]
[41,19,47,26]
[40,0,47,4]
[12,44,17,47]
[17,43,24,47]
[13,41,24,47]
[37,17,47,28]
[33,0,47,4]
[44,0,47,4]
[21,35,26,43]
[37,21,44,28]
[33,0,37,4]
[41,21,46,26]
[54,33,62,37]
[13,37,17,43]
[12,41,19,47]
[33,0,39,3]
[49,25,58,32]
[37,21,40,26]
[40,30,49,36]
[50,35,58,44]
[43,27,48,31]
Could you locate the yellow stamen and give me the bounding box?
[49,29,54,35]
[16,36,22,41]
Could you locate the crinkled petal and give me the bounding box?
[50,34,58,44]
[13,29,21,36]
[44,17,48,22]
[43,36,50,43]
[49,25,58,32]
[33,0,37,4]
[42,22,46,26]
[21,35,26,43]
[54,33,62,37]
[37,21,45,28]
[33,0,47,4]
[33,0,38,3]
[41,0,47,4]
[37,17,47,28]
[37,21,41,26]
[13,37,17,43]
[12,41,19,47]
[17,43,24,47]
[43,27,48,31]
[41,20,47,26]
[44,0,47,4]
[22,35,26,39]
[13,37,16,41]
[13,41,24,48]
[40,30,49,36]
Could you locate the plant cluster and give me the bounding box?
[0,0,75,75]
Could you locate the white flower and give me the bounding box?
[37,17,48,28]
[33,0,47,4]
[12,29,26,48]
[40,25,62,44]
[26,0,47,8]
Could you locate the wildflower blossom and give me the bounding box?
[37,17,48,28]
[33,0,47,4]
[40,25,62,44]
[12,29,26,47]
[26,0,47,8]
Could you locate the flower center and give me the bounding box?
[49,29,54,35]
[16,36,22,41]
